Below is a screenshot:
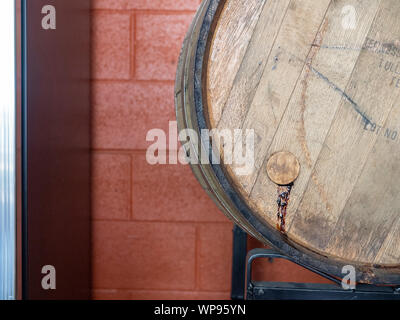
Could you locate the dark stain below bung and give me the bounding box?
[276,184,293,233]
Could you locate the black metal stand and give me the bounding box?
[231,226,400,300]
[231,226,248,300]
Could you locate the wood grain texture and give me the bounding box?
[207,0,266,129]
[177,0,400,283]
[205,0,400,265]
[290,0,400,262]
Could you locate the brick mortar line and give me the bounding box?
[91,219,233,225]
[91,9,197,15]
[91,149,181,154]
[131,11,137,81]
[130,13,135,80]
[129,153,134,220]
[93,288,230,294]
[91,219,131,222]
[194,225,200,290]
[92,285,201,293]
[90,79,175,83]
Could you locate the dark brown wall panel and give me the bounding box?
[22,0,91,299]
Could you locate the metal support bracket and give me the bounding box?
[231,226,400,300]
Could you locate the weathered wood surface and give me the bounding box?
[206,0,400,266]
[176,0,400,283]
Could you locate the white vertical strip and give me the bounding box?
[0,0,16,300]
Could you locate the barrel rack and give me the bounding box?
[231,226,400,300]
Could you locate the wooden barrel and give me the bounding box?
[175,0,400,284]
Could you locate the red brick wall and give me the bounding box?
[91,0,330,300]
[91,0,234,300]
